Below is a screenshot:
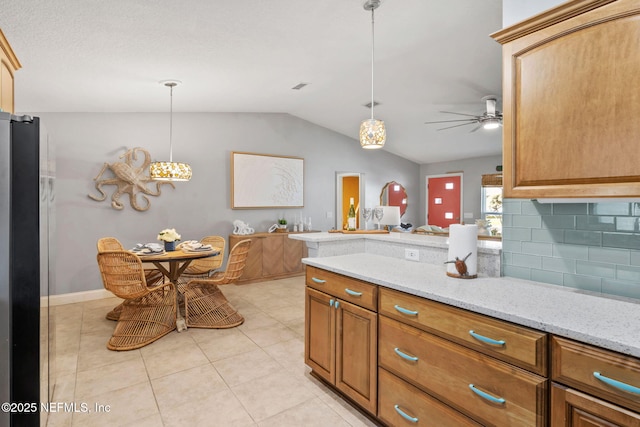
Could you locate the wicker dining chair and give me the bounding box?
[182,239,251,329]
[97,250,177,350]
[178,235,226,282]
[97,237,164,321]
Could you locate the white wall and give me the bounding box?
[419,154,502,225]
[37,112,419,295]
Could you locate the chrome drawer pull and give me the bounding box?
[345,288,362,297]
[335,300,340,309]
[311,277,326,284]
[329,299,334,307]
[394,305,419,316]
[469,330,505,346]
[394,347,418,362]
[469,384,506,404]
[394,405,418,423]
[594,372,640,394]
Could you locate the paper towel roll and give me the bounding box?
[447,224,478,277]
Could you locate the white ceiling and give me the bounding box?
[0,0,503,164]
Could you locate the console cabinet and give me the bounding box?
[229,232,309,283]
[492,0,640,198]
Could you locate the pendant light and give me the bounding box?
[359,0,386,149]
[150,81,192,181]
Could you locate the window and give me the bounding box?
[481,174,503,236]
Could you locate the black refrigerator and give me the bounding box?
[0,112,55,426]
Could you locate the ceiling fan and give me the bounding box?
[424,95,503,132]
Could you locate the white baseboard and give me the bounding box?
[42,289,114,307]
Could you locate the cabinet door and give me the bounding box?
[336,299,377,415]
[305,287,335,384]
[283,237,304,274]
[262,234,284,277]
[551,383,640,427]
[493,0,640,198]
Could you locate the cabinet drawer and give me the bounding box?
[379,316,547,426]
[551,383,640,427]
[379,287,547,375]
[306,266,377,311]
[378,367,481,427]
[552,336,640,413]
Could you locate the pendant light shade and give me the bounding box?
[150,81,192,181]
[360,0,385,150]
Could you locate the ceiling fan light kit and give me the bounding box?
[150,80,193,182]
[424,95,503,132]
[359,0,386,150]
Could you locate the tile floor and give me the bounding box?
[45,276,378,427]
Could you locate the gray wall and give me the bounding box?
[37,112,419,295]
[419,155,502,225]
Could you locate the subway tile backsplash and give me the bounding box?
[502,199,640,300]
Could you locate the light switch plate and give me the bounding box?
[405,248,419,261]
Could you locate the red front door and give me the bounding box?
[427,175,461,227]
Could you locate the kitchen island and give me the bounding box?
[302,252,640,426]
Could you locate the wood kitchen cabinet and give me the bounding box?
[0,29,21,114]
[229,232,309,283]
[551,336,640,426]
[304,267,377,415]
[491,0,640,198]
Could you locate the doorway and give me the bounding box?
[426,173,463,227]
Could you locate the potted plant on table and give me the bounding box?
[277,217,287,233]
[157,228,181,251]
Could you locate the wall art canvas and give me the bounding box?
[231,152,304,209]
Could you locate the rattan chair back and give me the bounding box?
[97,250,152,300]
[183,235,226,275]
[210,239,251,284]
[97,237,124,252]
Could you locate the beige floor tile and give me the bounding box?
[142,340,210,379]
[213,348,283,387]
[75,357,148,400]
[197,329,260,362]
[231,370,316,422]
[237,312,280,332]
[262,337,305,371]
[47,277,377,427]
[257,398,351,427]
[151,363,228,410]
[76,330,144,370]
[160,389,255,427]
[242,322,299,348]
[71,381,159,427]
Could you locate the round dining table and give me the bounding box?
[137,248,221,331]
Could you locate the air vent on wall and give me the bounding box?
[291,82,309,90]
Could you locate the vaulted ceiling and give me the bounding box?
[0,0,503,164]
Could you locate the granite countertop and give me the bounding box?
[290,231,502,255]
[302,253,640,358]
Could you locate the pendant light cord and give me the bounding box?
[370,7,375,120]
[168,84,174,162]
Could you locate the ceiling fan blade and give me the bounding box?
[424,118,477,125]
[436,122,476,131]
[439,111,479,118]
[469,124,483,133]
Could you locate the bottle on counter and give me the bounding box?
[347,198,357,231]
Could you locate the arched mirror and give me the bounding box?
[380,181,407,217]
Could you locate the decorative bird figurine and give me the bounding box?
[444,252,473,276]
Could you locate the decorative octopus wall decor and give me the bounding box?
[88,147,175,211]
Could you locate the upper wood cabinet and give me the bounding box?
[0,29,21,114]
[491,0,640,198]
